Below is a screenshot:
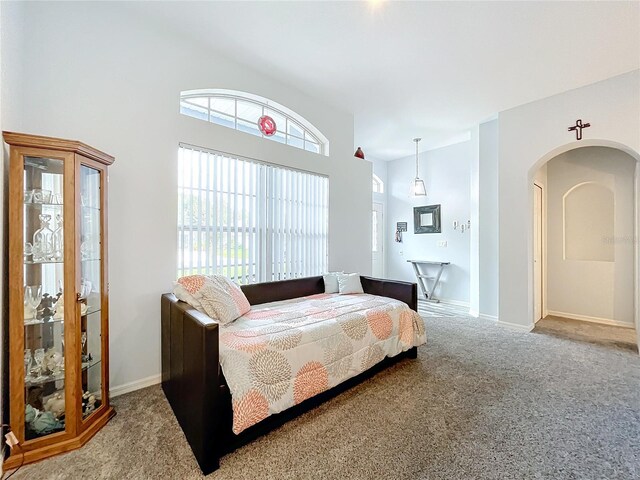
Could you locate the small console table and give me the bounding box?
[407,260,450,303]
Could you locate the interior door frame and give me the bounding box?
[372,201,384,278]
[533,182,545,323]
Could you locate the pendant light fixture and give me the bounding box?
[411,137,427,196]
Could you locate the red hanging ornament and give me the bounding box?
[354,147,365,159]
[258,115,277,136]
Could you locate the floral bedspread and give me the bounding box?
[218,293,426,434]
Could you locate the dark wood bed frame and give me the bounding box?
[161,275,418,474]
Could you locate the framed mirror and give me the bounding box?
[414,204,441,234]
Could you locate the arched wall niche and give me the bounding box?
[562,181,614,262]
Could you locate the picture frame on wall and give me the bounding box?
[414,204,441,234]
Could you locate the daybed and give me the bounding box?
[161,275,424,474]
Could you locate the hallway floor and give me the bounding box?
[534,315,638,352]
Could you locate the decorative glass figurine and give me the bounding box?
[25,285,42,323]
[24,242,33,261]
[32,214,54,262]
[24,349,33,382]
[52,214,64,261]
[81,332,90,363]
[33,348,46,382]
[54,285,65,320]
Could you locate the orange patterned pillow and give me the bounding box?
[176,275,251,324]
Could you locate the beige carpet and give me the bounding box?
[9,315,640,479]
[534,315,638,352]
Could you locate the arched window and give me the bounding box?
[373,173,384,193]
[180,89,329,155]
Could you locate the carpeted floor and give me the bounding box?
[10,315,640,480]
[534,315,638,352]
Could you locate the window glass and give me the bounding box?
[288,121,304,139]
[236,100,262,123]
[237,119,261,137]
[305,142,320,154]
[180,101,208,121]
[288,136,304,149]
[210,97,235,115]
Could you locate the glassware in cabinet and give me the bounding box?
[22,156,67,440]
[79,164,104,420]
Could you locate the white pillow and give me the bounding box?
[336,273,364,294]
[323,271,343,294]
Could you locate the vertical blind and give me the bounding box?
[177,144,329,283]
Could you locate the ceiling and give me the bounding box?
[130,1,640,161]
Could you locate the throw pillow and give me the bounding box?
[322,271,344,294]
[175,274,251,324]
[336,273,364,294]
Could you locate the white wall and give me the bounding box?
[497,70,640,329]
[478,120,499,319]
[386,141,472,304]
[545,147,635,325]
[469,127,480,316]
[372,157,388,190]
[1,2,372,392]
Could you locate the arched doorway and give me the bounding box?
[529,141,640,351]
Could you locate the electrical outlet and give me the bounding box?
[438,241,447,247]
[5,431,18,448]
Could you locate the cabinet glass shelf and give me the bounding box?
[24,202,63,207]
[24,317,64,327]
[83,306,101,317]
[25,357,101,387]
[24,260,64,265]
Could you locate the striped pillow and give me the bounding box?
[175,275,251,324]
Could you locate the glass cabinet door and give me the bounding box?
[78,164,104,420]
[23,156,67,440]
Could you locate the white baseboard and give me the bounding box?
[110,374,162,398]
[479,313,498,322]
[496,320,534,332]
[547,310,635,329]
[468,309,479,318]
[419,297,469,308]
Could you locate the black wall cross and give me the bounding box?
[568,119,591,140]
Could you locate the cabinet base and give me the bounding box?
[3,406,116,471]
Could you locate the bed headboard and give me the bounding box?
[239,275,417,311]
[240,276,324,306]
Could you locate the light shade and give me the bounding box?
[413,178,427,196]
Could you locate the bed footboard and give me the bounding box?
[161,294,222,474]
[360,276,418,311]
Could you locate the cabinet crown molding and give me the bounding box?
[3,131,115,165]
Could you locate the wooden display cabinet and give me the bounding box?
[3,132,115,468]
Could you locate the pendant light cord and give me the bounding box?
[414,138,421,179]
